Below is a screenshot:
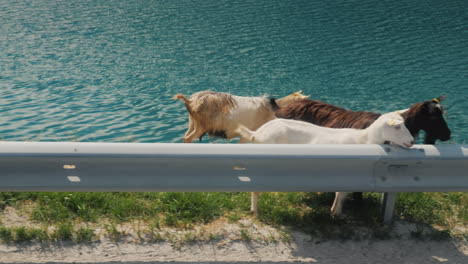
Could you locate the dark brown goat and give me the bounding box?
[276,96,451,144]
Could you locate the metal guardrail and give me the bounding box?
[0,142,467,223]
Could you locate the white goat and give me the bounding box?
[174,90,308,143]
[236,112,414,217]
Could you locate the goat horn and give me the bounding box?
[437,95,447,101]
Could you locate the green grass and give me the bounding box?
[240,229,251,241]
[51,222,74,241]
[0,226,49,243]
[0,191,465,243]
[74,227,95,243]
[9,192,249,226]
[0,227,13,242]
[396,192,467,227]
[0,192,39,210]
[30,192,155,223]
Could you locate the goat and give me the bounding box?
[276,96,451,209]
[174,90,308,143]
[236,112,415,217]
[275,96,450,144]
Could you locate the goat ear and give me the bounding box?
[387,119,396,126]
[295,90,310,98]
[387,119,403,126]
[395,108,409,115]
[436,96,447,102]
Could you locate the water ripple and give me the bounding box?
[0,0,467,143]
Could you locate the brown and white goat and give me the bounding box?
[275,96,450,144]
[174,90,308,143]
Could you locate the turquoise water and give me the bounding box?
[1,0,467,143]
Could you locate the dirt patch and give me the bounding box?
[0,231,466,263]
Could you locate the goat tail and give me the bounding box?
[235,124,255,143]
[174,93,194,113]
[173,93,190,103]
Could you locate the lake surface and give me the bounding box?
[1,0,467,143]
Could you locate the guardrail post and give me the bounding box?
[381,192,397,224]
